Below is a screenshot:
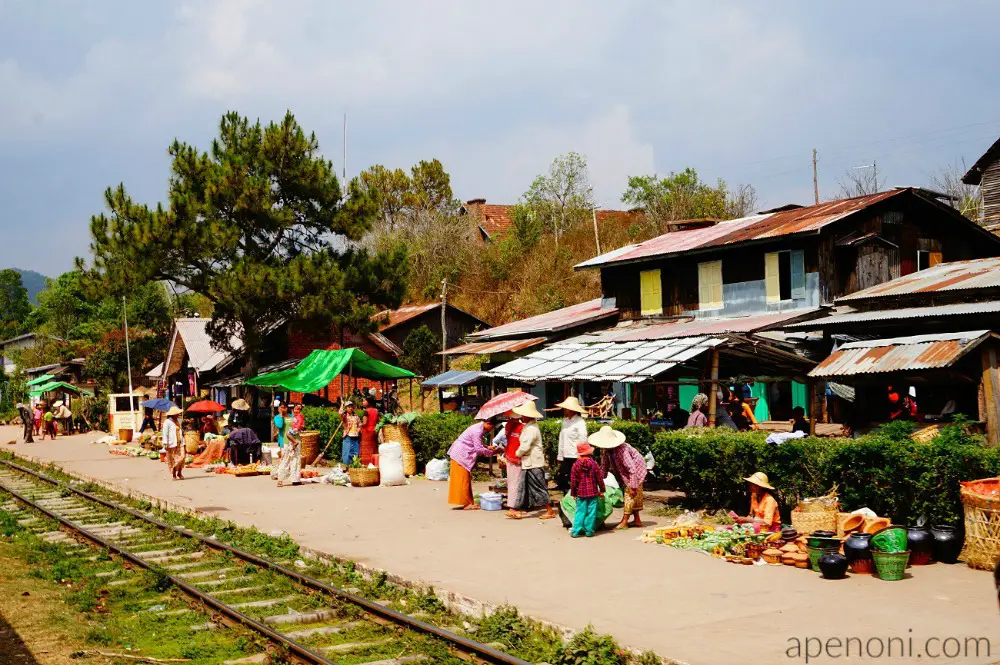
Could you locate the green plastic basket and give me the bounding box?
[873,550,910,581]
[871,526,907,553]
[807,545,838,572]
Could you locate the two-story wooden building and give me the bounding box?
[483,188,1000,425]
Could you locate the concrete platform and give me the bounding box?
[1,428,997,664]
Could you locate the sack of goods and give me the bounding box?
[426,458,450,481]
[378,442,406,486]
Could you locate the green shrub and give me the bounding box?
[409,412,476,467]
[650,420,1000,526]
[302,406,343,461]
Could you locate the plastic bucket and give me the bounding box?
[480,491,503,511]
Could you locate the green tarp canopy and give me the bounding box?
[28,381,93,397]
[246,348,415,393]
[25,374,54,387]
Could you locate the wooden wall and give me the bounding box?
[983,159,1000,232]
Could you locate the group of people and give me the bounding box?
[445,395,648,537]
[337,395,381,466]
[15,400,72,443]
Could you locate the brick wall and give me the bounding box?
[286,328,396,404]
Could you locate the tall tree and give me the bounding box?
[83,111,409,372]
[523,152,594,247]
[621,168,758,233]
[0,269,31,340]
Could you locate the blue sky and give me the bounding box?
[2,0,999,277]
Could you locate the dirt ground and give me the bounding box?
[2,427,999,665]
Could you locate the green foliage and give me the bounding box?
[475,605,561,664]
[409,411,475,466]
[621,168,757,233]
[83,110,409,369]
[523,152,594,244]
[0,268,32,339]
[399,325,441,378]
[302,405,343,461]
[650,419,1000,526]
[552,627,627,665]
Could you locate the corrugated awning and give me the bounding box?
[787,301,1000,330]
[440,337,548,356]
[809,330,994,378]
[485,337,726,382]
[421,370,485,387]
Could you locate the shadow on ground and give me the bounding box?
[0,611,40,665]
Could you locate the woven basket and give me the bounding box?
[381,424,412,447]
[873,550,910,581]
[349,466,380,487]
[960,477,1000,570]
[299,430,320,468]
[791,509,837,535]
[184,430,200,454]
[402,450,417,477]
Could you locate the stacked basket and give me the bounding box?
[870,526,909,581]
[960,477,1000,570]
[299,430,320,468]
[348,466,380,487]
[381,423,417,476]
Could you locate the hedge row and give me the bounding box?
[308,408,995,527]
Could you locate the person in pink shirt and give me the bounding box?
[447,419,498,510]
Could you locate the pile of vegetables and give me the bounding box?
[643,523,770,556]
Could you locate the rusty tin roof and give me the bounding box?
[809,330,993,378]
[838,257,1000,303]
[440,337,548,356]
[468,299,618,340]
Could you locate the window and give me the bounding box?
[639,269,662,316]
[917,250,942,271]
[698,261,723,310]
[765,250,805,302]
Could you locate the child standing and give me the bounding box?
[569,442,605,537]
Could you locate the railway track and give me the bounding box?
[0,458,531,665]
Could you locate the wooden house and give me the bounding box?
[577,188,1000,321]
[963,137,1000,232]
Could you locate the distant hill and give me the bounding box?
[12,268,48,305]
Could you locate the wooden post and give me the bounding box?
[438,388,444,413]
[981,345,1000,446]
[807,379,817,437]
[707,348,720,427]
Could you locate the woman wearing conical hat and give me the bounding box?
[590,425,647,530]
[735,472,781,531]
[508,401,556,520]
[553,396,588,494]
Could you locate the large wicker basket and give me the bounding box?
[402,450,417,477]
[299,430,320,468]
[791,508,837,535]
[960,477,999,569]
[349,466,380,487]
[183,430,201,454]
[381,424,412,448]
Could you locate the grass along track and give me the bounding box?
[0,458,534,665]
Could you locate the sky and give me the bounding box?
[2,0,1000,277]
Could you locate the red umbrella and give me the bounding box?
[475,391,538,421]
[186,399,226,413]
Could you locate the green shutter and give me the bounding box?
[750,382,770,421]
[792,381,808,416]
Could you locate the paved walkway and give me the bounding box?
[1,428,997,665]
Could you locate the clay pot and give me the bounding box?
[818,552,849,579]
[864,517,891,534]
[930,525,962,564]
[907,526,934,565]
[812,530,836,538]
[844,532,874,574]
[842,514,865,534]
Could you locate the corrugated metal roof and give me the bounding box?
[468,299,618,340]
[576,190,907,269]
[174,319,243,374]
[788,301,1000,329]
[421,369,485,387]
[838,257,1000,302]
[564,309,819,342]
[366,331,403,357]
[439,337,547,356]
[485,337,720,382]
[376,303,439,329]
[809,330,992,378]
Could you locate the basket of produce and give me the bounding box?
[380,424,412,448]
[960,477,1000,570]
[348,465,380,487]
[234,464,260,477]
[299,430,320,468]
[873,550,910,581]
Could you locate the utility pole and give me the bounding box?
[812,148,819,205]
[342,113,348,195]
[873,160,878,193]
[440,279,448,373]
[592,207,602,255]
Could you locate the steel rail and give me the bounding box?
[0,458,532,665]
[0,471,338,665]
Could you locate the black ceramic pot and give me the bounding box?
[818,552,849,579]
[930,525,962,564]
[907,526,934,565]
[844,532,873,573]
[812,530,836,538]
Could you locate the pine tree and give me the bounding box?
[82,111,408,372]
